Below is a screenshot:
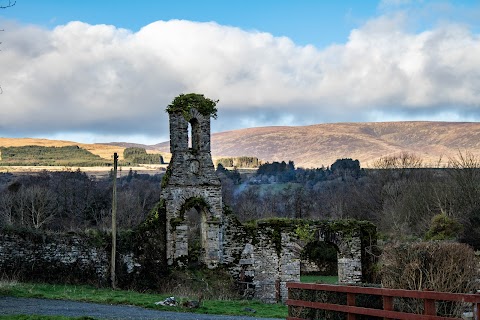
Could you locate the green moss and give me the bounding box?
[178,197,210,218]
[238,218,377,259]
[295,224,315,242]
[245,218,302,256]
[84,229,109,247]
[166,93,218,120]
[161,165,172,188]
[142,199,166,229]
[168,197,211,232]
[207,216,221,223]
[0,225,45,243]
[170,217,184,230]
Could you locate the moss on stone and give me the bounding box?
[142,199,166,228]
[170,217,184,230]
[237,218,377,259]
[161,165,172,188]
[178,196,210,218]
[166,93,218,120]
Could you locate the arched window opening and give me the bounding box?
[188,123,193,149]
[189,118,200,151]
[184,204,208,266]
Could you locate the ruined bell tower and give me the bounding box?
[160,93,223,268]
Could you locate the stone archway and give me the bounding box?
[221,218,377,302]
[316,225,365,284]
[300,240,339,279]
[167,196,222,267]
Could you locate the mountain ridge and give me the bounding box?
[2,121,479,168]
[154,121,480,167]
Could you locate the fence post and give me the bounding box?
[476,290,480,320]
[347,292,356,320]
[424,297,436,315]
[383,295,394,320]
[110,152,118,290]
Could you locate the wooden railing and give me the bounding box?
[286,282,480,320]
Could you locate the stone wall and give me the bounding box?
[0,216,376,303]
[0,231,108,285]
[0,223,168,289]
[222,216,301,303]
[222,216,376,303]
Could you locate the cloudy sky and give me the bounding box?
[1,0,479,145]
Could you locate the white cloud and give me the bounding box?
[0,15,479,144]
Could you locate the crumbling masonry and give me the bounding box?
[160,106,223,268]
[159,98,376,302]
[0,95,376,303]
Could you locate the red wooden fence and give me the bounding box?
[286,282,480,320]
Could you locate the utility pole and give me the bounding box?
[111,152,118,289]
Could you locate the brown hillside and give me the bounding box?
[0,138,126,160]
[155,121,480,168]
[3,121,479,169]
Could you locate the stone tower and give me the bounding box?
[160,94,223,268]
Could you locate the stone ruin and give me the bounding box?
[0,95,377,303]
[160,105,223,268]
[159,95,377,302]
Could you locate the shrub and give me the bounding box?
[425,214,463,240]
[380,241,478,316]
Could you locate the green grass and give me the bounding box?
[0,282,287,318]
[300,275,338,284]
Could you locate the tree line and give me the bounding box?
[0,169,161,231]
[1,151,479,250]
[0,146,165,167]
[0,146,109,166]
[123,147,164,165]
[218,152,480,249]
[215,156,259,168]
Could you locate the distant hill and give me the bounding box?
[2,121,480,169]
[153,121,480,168]
[0,137,125,160]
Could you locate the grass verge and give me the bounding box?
[0,281,287,318]
[300,275,338,284]
[0,316,97,320]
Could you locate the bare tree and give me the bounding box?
[0,0,15,9]
[25,185,57,229]
[446,150,480,247]
[0,190,15,226]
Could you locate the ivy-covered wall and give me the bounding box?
[0,214,377,303]
[222,216,377,303]
[0,203,168,290]
[0,229,108,285]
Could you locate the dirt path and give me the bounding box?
[0,297,283,320]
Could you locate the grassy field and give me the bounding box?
[0,281,287,319]
[300,275,338,284]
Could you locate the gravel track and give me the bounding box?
[0,297,283,320]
